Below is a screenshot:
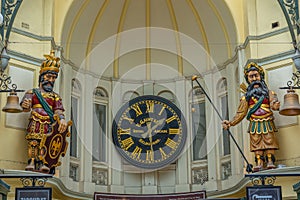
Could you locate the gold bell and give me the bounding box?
[279,89,300,116]
[2,92,23,113]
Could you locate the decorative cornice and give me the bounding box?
[11,27,60,50]
[236,26,292,51]
[9,22,296,82]
[8,49,43,66]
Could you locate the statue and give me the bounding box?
[222,62,280,172]
[21,50,71,173]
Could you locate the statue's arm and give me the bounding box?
[222,96,248,129]
[20,90,33,112]
[230,96,249,126]
[269,91,280,111]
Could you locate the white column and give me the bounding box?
[226,62,245,179]
[175,78,190,192]
[56,61,72,187]
[203,73,218,190]
[110,79,125,193]
[79,73,95,193]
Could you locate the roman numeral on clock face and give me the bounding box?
[146,101,154,113]
[121,137,134,150]
[131,146,142,159]
[165,138,178,150]
[146,150,154,162]
[118,128,131,134]
[169,128,180,134]
[159,148,167,160]
[131,104,143,117]
[166,115,176,124]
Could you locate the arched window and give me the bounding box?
[217,77,232,180]
[190,86,207,161]
[157,90,175,103]
[92,87,109,163]
[217,78,230,156]
[70,79,81,158]
[122,91,139,103]
[70,78,81,182]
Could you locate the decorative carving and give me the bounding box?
[282,0,300,31]
[250,176,276,186]
[0,0,23,42]
[20,177,48,187]
[0,71,20,92]
[69,163,79,182]
[221,161,232,180]
[92,168,107,185]
[192,168,208,185]
[286,71,300,89]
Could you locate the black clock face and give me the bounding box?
[112,95,187,169]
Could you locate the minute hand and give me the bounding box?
[149,118,165,133]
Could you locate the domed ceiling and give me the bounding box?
[61,0,238,81]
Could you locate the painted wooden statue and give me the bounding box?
[222,62,280,172]
[21,50,71,174]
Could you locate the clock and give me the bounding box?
[112,95,187,169]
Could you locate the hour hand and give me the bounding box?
[141,122,152,138]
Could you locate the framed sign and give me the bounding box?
[15,187,52,200]
[247,186,282,200]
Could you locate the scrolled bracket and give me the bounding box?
[20,177,48,187]
[283,0,300,30]
[281,71,300,89]
[250,176,276,186]
[0,0,23,42]
[0,71,23,92]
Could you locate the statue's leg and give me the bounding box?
[39,146,50,173]
[253,150,264,172]
[25,140,39,171]
[266,149,276,169]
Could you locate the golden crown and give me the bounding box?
[39,50,60,74]
[244,62,264,76]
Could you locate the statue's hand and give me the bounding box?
[272,101,280,111]
[21,98,32,112]
[222,120,231,130]
[58,119,68,133]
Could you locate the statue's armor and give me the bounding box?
[229,92,279,152]
[22,89,64,140]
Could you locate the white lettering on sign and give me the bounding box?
[20,198,47,200]
[252,194,273,200]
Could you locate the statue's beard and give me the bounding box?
[245,80,269,101]
[42,80,54,92]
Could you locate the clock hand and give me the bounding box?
[142,118,165,138]
[141,121,152,138]
[149,129,154,153]
[151,118,165,131]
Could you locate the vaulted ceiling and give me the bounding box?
[61,0,238,81]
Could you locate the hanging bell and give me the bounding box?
[279,89,300,116]
[2,91,23,113]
